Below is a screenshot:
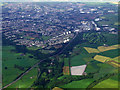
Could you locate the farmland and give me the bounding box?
[98,49,119,58]
[2,46,38,86]
[7,67,38,88]
[98,45,119,52]
[110,56,120,63]
[2,2,119,89]
[107,61,120,68]
[94,55,111,63]
[61,79,94,88]
[84,47,100,53]
[93,76,119,88]
[98,14,118,28]
[63,66,70,75]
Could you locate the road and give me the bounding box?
[2,33,78,89]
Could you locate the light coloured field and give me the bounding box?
[84,47,100,53]
[71,65,87,75]
[98,44,119,52]
[109,61,120,67]
[109,56,120,63]
[84,44,119,53]
[94,55,111,63]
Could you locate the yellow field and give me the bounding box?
[111,62,120,67]
[98,44,119,52]
[107,61,120,67]
[109,56,120,63]
[84,44,119,53]
[94,55,111,63]
[84,47,100,53]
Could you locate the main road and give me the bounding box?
[2,33,78,89]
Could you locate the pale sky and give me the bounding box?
[1,0,120,2]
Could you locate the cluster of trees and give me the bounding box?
[33,57,64,88]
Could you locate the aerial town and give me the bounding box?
[2,2,118,49]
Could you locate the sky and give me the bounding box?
[1,0,120,2]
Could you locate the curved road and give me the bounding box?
[2,33,78,89]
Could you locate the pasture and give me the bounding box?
[7,67,38,88]
[98,49,119,58]
[93,78,119,88]
[64,58,69,66]
[70,54,87,66]
[61,79,94,88]
[2,46,38,86]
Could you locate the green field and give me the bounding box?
[42,35,51,41]
[61,79,94,88]
[98,49,119,58]
[93,78,119,88]
[2,46,38,86]
[27,46,42,50]
[85,61,101,73]
[103,33,118,46]
[7,67,38,88]
[64,58,69,66]
[70,46,96,66]
[70,54,87,66]
[98,14,118,28]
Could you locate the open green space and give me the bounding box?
[61,79,94,88]
[85,61,101,73]
[42,35,51,41]
[64,58,69,66]
[7,67,38,88]
[98,14,118,28]
[70,54,87,66]
[98,49,119,58]
[2,46,38,86]
[27,46,42,50]
[93,78,119,88]
[70,46,96,66]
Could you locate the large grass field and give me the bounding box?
[70,54,87,66]
[98,14,118,28]
[93,76,119,88]
[7,67,38,88]
[64,58,69,66]
[98,49,119,58]
[103,33,118,46]
[70,46,96,66]
[2,46,38,86]
[61,79,94,88]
